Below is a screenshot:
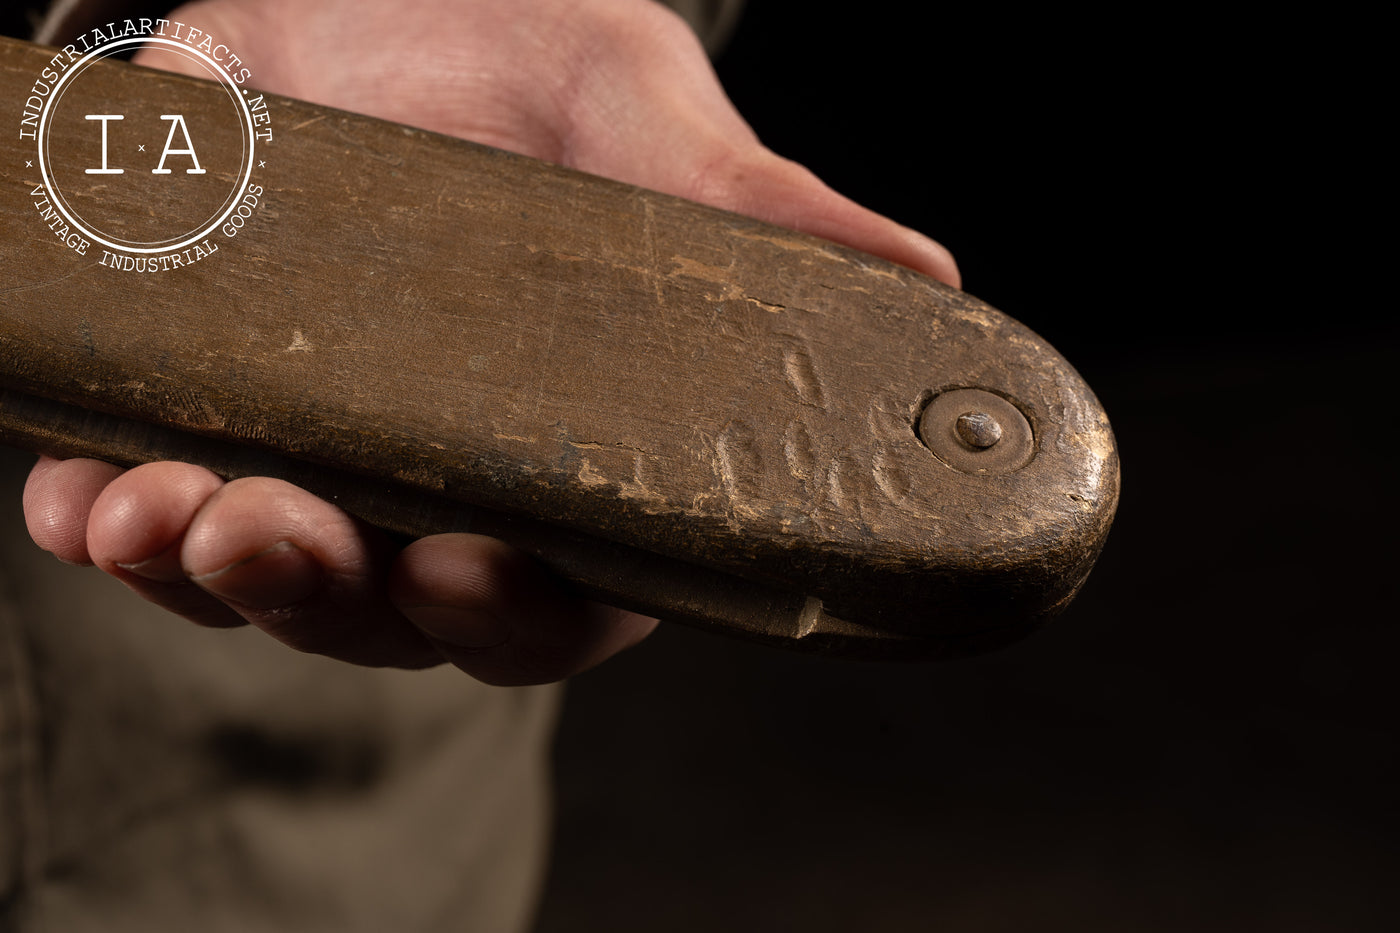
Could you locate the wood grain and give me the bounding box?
[0,36,1119,657]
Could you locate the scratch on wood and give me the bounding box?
[668,256,742,301]
[0,265,86,294]
[953,307,997,328]
[823,459,847,511]
[871,444,917,513]
[730,229,842,263]
[715,419,763,517]
[783,346,825,408]
[745,296,787,313]
[577,458,608,487]
[618,454,667,509]
[329,120,406,166]
[284,330,313,352]
[566,439,650,455]
[783,420,816,483]
[643,199,665,305]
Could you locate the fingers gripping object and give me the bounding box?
[0,36,1118,659]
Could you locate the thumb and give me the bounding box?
[548,3,960,286]
[676,145,961,287]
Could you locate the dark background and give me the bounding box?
[536,4,1395,932]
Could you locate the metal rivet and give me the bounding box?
[955,411,1002,449]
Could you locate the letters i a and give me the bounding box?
[84,114,206,174]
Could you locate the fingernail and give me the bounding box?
[400,605,510,650]
[116,543,187,583]
[190,541,322,610]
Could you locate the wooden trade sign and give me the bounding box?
[0,33,1119,658]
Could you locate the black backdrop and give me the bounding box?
[537,4,1396,931]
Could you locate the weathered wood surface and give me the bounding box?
[0,36,1119,657]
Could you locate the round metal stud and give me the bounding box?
[955,411,1002,449]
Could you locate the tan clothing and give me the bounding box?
[1,446,561,933]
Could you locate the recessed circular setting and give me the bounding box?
[918,388,1035,474]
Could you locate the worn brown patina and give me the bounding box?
[0,36,1119,658]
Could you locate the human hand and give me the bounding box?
[23,0,959,685]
